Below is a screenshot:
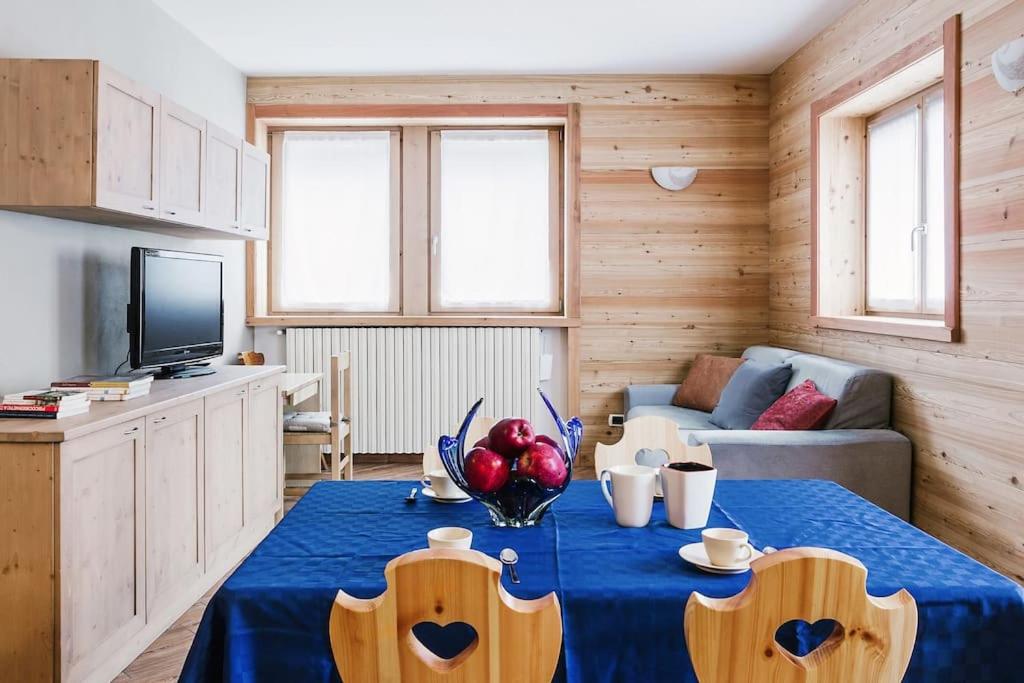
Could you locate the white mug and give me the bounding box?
[600,465,657,527]
[421,468,463,499]
[427,526,473,549]
[660,461,717,530]
[702,528,754,567]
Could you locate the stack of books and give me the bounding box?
[51,374,154,401]
[0,389,91,419]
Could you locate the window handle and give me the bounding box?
[910,224,926,252]
[431,234,439,256]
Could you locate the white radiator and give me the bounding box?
[286,327,542,454]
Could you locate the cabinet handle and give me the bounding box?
[152,416,167,424]
[235,389,247,398]
[165,210,177,216]
[123,426,140,436]
[141,204,156,211]
[243,227,253,233]
[252,383,263,391]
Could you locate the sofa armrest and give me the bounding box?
[685,429,912,520]
[623,384,679,414]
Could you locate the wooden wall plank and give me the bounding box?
[769,0,1024,582]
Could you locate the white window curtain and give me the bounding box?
[436,130,555,310]
[277,130,395,311]
[923,91,946,314]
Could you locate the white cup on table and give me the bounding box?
[701,528,754,567]
[600,465,658,527]
[421,468,464,499]
[660,461,717,529]
[427,526,473,549]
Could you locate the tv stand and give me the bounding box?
[151,362,215,380]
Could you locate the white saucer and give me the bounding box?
[678,542,764,574]
[421,487,472,504]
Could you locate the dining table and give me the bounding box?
[180,479,1024,682]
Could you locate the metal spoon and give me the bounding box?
[500,548,521,584]
[405,488,418,504]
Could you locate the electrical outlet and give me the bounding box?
[608,414,625,427]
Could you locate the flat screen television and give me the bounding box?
[128,247,224,378]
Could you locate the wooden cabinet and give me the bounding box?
[0,366,284,682]
[159,97,207,225]
[58,418,146,682]
[204,385,248,571]
[0,58,266,240]
[206,122,244,233]
[247,375,282,518]
[145,400,205,622]
[241,142,271,240]
[94,63,161,217]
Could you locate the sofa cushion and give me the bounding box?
[751,380,837,430]
[710,361,793,430]
[627,405,718,431]
[786,354,892,429]
[742,345,800,365]
[671,354,745,412]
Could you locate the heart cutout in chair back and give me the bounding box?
[635,448,669,468]
[408,621,479,669]
[774,619,844,659]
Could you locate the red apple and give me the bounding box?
[473,436,491,449]
[487,418,535,458]
[535,434,563,451]
[515,442,568,489]
[464,447,510,493]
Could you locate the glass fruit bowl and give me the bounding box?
[437,390,582,527]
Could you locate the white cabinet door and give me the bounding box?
[246,376,282,519]
[59,418,146,681]
[204,384,248,571]
[205,122,243,233]
[94,64,160,217]
[145,399,204,621]
[240,142,270,240]
[159,97,206,225]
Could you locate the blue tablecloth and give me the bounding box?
[181,480,1024,682]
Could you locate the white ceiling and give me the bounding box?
[152,0,858,77]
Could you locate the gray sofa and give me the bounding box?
[624,346,912,519]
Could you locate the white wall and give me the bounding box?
[0,0,249,394]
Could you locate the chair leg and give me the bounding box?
[331,427,341,481]
[344,431,354,480]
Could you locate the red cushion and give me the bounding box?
[751,380,837,431]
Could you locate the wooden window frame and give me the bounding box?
[268,128,402,315]
[810,14,960,343]
[863,83,945,318]
[427,127,564,315]
[245,103,581,328]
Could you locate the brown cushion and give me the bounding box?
[672,355,745,412]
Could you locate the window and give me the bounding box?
[266,123,564,316]
[431,129,561,312]
[272,130,400,312]
[810,14,959,342]
[866,88,945,315]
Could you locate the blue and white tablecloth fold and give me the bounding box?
[181,480,1024,682]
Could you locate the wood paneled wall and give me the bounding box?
[770,0,1024,581]
[247,76,771,463]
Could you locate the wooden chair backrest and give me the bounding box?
[330,548,562,683]
[594,415,712,474]
[422,416,496,477]
[330,352,353,480]
[237,351,265,365]
[684,547,917,683]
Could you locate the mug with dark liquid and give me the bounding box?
[659,460,717,529]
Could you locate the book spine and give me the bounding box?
[0,411,60,419]
[0,404,59,412]
[50,382,93,388]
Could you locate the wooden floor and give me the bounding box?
[117,460,593,681]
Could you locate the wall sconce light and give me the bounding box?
[651,167,698,191]
[992,36,1024,94]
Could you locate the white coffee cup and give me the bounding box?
[660,461,717,530]
[427,526,473,549]
[702,528,754,567]
[600,465,658,527]
[421,468,464,499]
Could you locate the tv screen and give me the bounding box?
[129,248,224,371]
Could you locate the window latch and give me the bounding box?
[910,224,926,251]
[431,234,439,256]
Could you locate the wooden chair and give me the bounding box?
[283,353,353,481]
[684,547,918,683]
[330,548,562,682]
[594,415,712,474]
[422,416,496,477]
